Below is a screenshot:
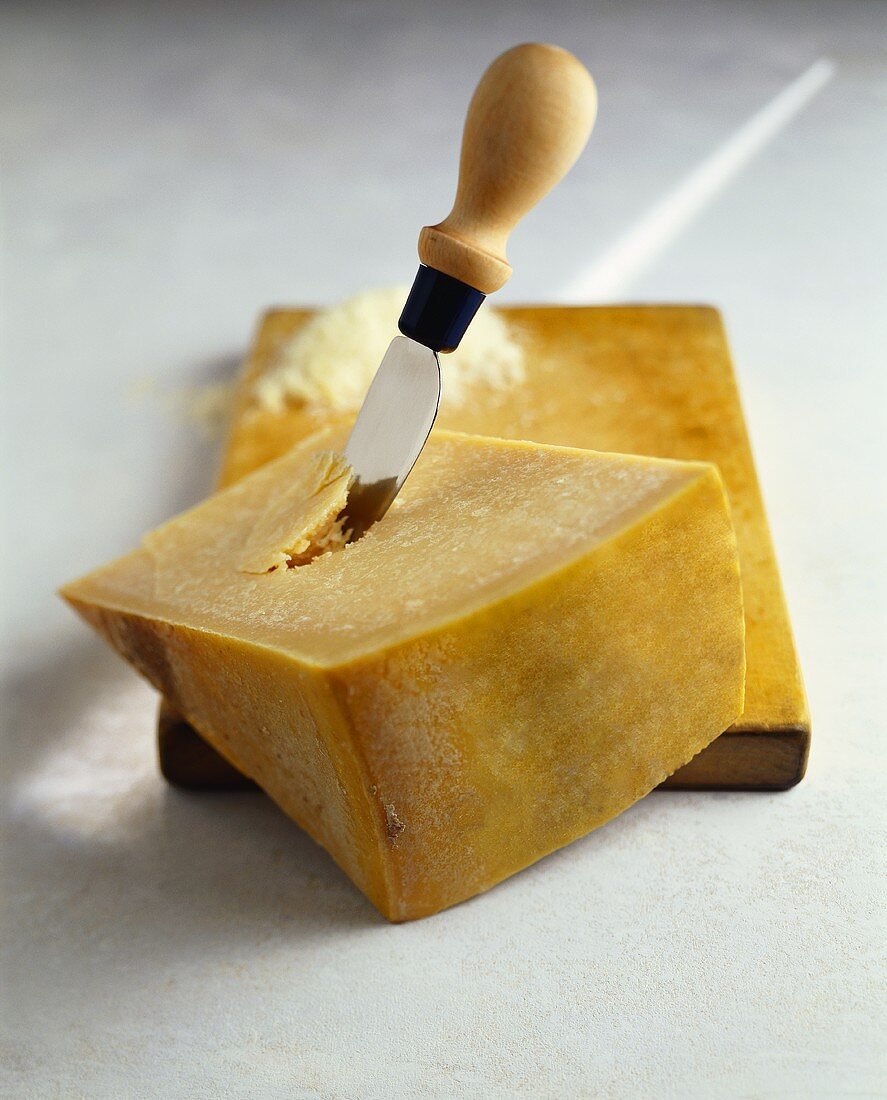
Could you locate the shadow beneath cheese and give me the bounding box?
[5,636,383,1006]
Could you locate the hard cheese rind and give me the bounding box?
[63,429,745,920]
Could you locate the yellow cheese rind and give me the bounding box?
[62,429,745,920]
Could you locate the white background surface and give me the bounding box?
[2,2,885,1096]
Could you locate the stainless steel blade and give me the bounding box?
[342,335,440,539]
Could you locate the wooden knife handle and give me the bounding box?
[418,43,597,295]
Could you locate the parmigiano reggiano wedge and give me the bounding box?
[62,428,745,921]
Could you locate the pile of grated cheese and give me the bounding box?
[253,286,525,414]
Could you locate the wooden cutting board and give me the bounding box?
[158,304,809,791]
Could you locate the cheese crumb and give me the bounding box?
[254,286,524,414]
[238,452,354,573]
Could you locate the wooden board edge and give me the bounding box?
[158,703,810,794]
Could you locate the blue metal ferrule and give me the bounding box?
[398,265,486,353]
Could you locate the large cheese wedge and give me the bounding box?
[62,428,745,921]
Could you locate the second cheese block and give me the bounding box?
[62,429,745,921]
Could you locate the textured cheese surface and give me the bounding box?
[236,451,353,573]
[71,429,705,666]
[253,286,525,413]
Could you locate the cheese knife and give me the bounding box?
[343,43,597,538]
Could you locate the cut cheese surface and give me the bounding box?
[235,450,353,573]
[63,428,745,920]
[82,430,706,665]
